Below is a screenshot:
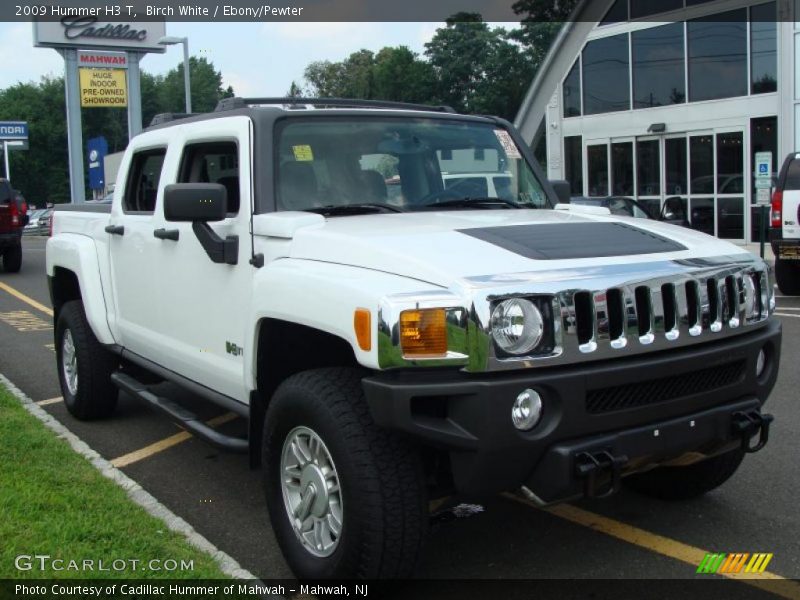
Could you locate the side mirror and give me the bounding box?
[163,183,238,265]
[164,183,227,222]
[550,180,571,205]
[660,196,689,226]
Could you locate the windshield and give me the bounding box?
[276,118,550,213]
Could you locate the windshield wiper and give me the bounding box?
[304,203,404,216]
[420,197,524,210]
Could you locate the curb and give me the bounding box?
[0,373,258,581]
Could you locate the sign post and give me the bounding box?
[754,151,773,260]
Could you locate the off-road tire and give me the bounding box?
[55,300,118,420]
[2,243,22,273]
[263,367,428,579]
[624,449,745,501]
[775,257,800,295]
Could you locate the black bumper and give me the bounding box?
[770,228,800,259]
[0,231,22,247]
[363,320,781,502]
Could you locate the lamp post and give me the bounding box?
[158,36,192,114]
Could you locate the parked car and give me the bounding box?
[24,209,47,235]
[570,196,654,219]
[38,209,53,236]
[0,180,28,271]
[48,97,780,579]
[770,152,800,294]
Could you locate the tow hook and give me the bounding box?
[731,410,774,453]
[574,450,628,499]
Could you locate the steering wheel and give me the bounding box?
[417,178,483,205]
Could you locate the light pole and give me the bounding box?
[158,36,192,114]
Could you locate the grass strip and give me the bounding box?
[0,384,229,579]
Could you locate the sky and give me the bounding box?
[0,21,515,96]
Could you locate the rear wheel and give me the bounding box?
[624,449,745,500]
[2,243,22,273]
[263,368,428,579]
[775,257,800,295]
[55,300,118,420]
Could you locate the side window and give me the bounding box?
[178,141,240,215]
[124,149,166,213]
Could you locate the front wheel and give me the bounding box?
[624,449,745,500]
[263,368,428,579]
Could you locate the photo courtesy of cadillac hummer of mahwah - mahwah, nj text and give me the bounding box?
[46,97,781,579]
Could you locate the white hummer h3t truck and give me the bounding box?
[47,98,781,579]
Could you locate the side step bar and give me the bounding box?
[111,371,248,453]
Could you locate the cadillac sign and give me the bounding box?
[33,16,166,53]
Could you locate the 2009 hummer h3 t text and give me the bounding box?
[47,98,781,579]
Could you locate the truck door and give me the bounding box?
[108,146,168,354]
[150,117,253,404]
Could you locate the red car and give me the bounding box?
[0,179,28,272]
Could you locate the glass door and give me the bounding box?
[635,137,661,219]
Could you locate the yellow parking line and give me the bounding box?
[504,494,800,600]
[110,412,238,468]
[36,396,62,406]
[0,281,53,317]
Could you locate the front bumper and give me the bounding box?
[363,319,781,502]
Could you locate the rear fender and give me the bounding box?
[46,234,115,345]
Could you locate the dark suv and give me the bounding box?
[0,179,28,272]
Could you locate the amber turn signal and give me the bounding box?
[400,308,448,357]
[354,308,372,351]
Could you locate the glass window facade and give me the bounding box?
[563,58,582,117]
[750,116,777,240]
[637,140,660,196]
[665,137,687,195]
[632,23,686,108]
[587,144,609,196]
[583,35,630,115]
[688,10,747,102]
[611,142,634,195]
[630,0,683,19]
[564,136,583,196]
[690,135,714,194]
[751,3,777,94]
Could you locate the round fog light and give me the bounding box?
[512,389,543,431]
[756,349,766,378]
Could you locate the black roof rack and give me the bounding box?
[214,97,457,114]
[149,112,203,127]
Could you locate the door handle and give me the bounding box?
[153,228,180,241]
[105,224,124,236]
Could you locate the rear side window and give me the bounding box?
[124,149,166,213]
[783,158,800,191]
[178,142,240,215]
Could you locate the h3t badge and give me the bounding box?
[225,341,244,357]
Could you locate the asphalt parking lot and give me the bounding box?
[2,237,799,596]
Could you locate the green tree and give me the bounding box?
[424,13,535,119]
[156,56,230,115]
[372,46,436,103]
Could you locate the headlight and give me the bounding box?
[490,298,544,355]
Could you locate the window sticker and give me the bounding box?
[493,129,521,159]
[293,145,314,161]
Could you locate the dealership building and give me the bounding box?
[516,0,794,243]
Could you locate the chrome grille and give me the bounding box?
[565,270,766,356]
[463,255,772,372]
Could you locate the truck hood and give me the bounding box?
[286,209,753,288]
